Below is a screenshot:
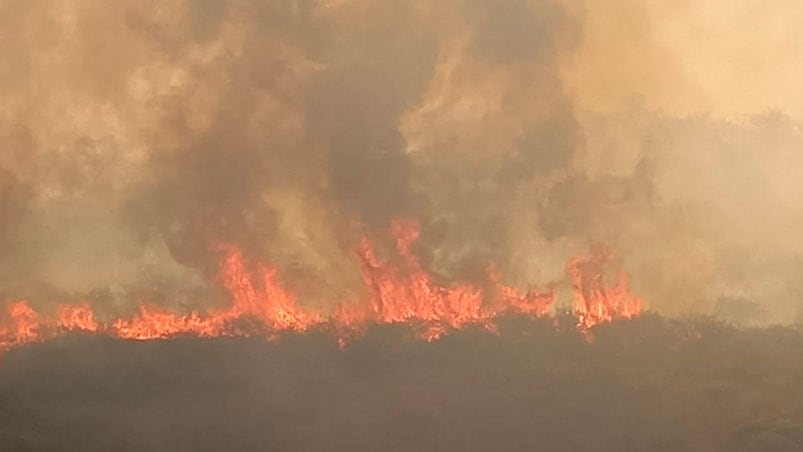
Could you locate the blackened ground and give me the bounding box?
[1,314,802,452]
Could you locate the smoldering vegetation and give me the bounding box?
[1,316,802,452]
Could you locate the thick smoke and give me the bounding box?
[1,0,801,324]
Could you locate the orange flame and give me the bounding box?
[0,219,643,357]
[334,219,554,341]
[567,249,644,330]
[1,301,39,348]
[57,304,99,333]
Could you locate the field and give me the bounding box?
[1,314,801,452]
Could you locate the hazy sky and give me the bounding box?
[568,0,803,119]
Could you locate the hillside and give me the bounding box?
[1,314,802,452]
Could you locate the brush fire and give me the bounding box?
[2,0,803,450]
[0,219,641,354]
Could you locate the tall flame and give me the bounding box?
[334,219,555,341]
[567,249,644,330]
[0,219,643,357]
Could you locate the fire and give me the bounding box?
[216,244,321,333]
[336,219,555,341]
[111,244,322,341]
[0,301,99,352]
[567,249,644,330]
[113,305,212,340]
[57,304,99,332]
[1,301,39,348]
[0,219,643,357]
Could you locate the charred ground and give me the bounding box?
[1,314,802,452]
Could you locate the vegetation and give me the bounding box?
[1,313,801,451]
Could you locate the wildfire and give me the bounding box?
[0,219,643,357]
[567,249,644,330]
[333,219,555,341]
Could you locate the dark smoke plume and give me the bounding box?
[1,0,802,323]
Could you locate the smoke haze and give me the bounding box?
[1,0,802,324]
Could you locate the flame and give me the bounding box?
[0,301,99,352]
[113,305,211,340]
[334,219,555,341]
[111,244,323,341]
[1,301,39,349]
[0,219,643,357]
[217,244,321,332]
[57,304,99,333]
[567,249,644,330]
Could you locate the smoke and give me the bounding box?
[577,109,803,322]
[0,0,801,323]
[564,0,803,118]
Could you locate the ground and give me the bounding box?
[1,314,802,452]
